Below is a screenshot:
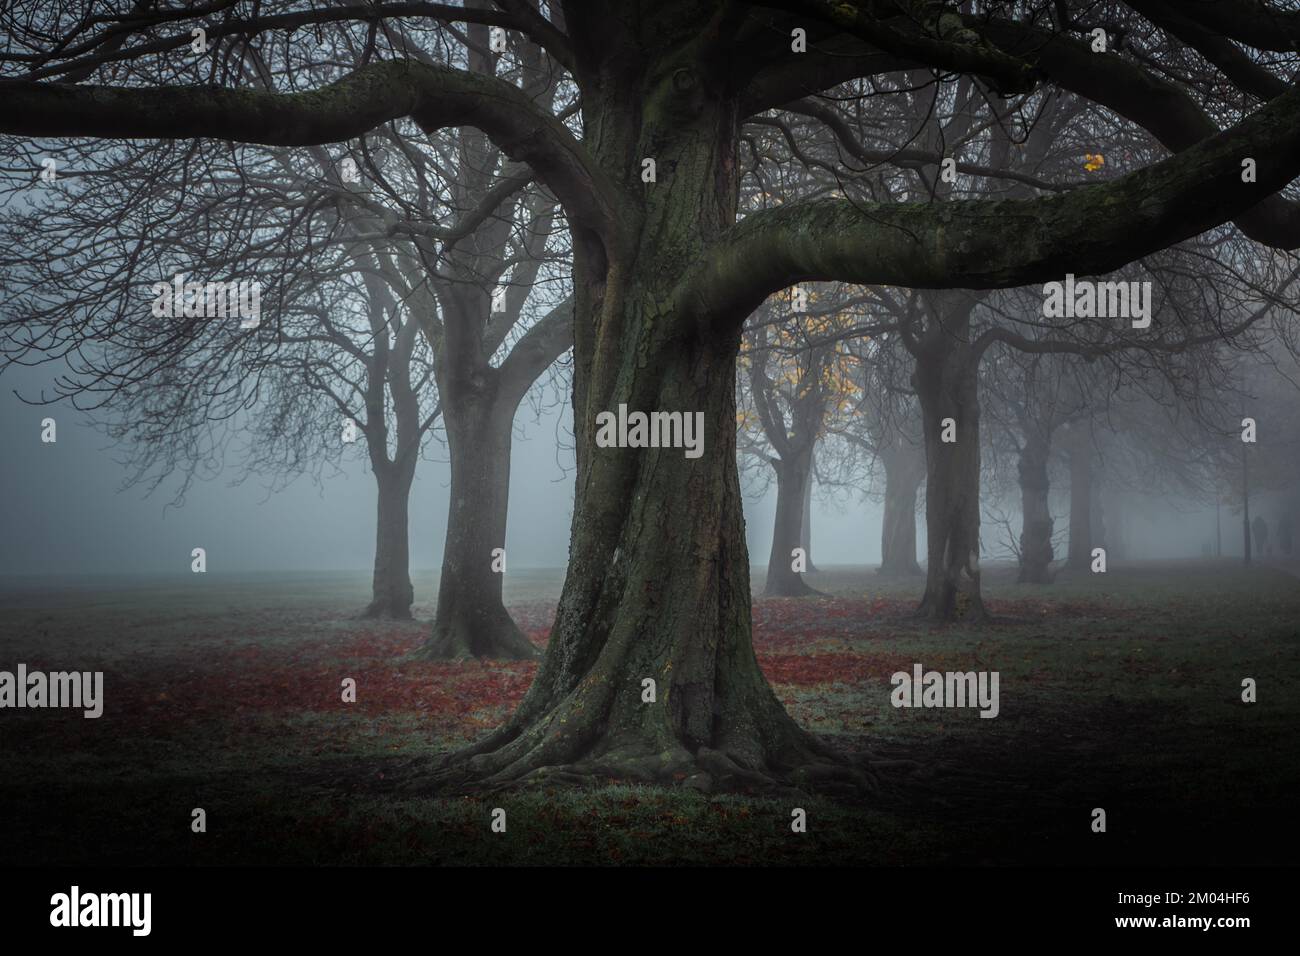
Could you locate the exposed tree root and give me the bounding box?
[410,609,539,661]
[915,586,990,624]
[764,575,831,599]
[877,562,924,578]
[398,727,884,801]
[360,601,413,621]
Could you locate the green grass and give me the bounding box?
[1,559,1298,865]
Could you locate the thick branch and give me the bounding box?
[773,98,1079,192]
[973,14,1300,247]
[497,296,573,404]
[1149,0,1300,53]
[682,80,1300,323]
[759,0,1037,94]
[740,33,917,116]
[0,59,624,251]
[1126,0,1288,101]
[13,3,575,82]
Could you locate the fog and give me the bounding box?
[0,361,567,575]
[3,357,1254,579]
[0,360,880,576]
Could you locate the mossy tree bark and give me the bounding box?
[439,11,864,791]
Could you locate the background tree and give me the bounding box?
[737,284,874,595]
[827,320,927,578]
[0,11,576,641]
[0,130,443,619]
[982,342,1085,583]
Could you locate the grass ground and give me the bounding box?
[1,559,1297,866]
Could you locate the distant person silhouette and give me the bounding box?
[1252,515,1269,558]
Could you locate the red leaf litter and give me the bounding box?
[55,594,1090,741]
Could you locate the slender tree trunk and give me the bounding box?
[1090,474,1106,554]
[800,455,819,573]
[1206,494,1216,561]
[1243,444,1252,566]
[357,268,422,621]
[1067,423,1093,570]
[913,312,987,621]
[364,465,416,619]
[416,391,538,660]
[437,41,865,793]
[766,450,818,596]
[1109,492,1128,561]
[1017,434,1054,583]
[878,445,924,577]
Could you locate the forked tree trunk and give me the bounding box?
[436,31,867,793]
[878,444,924,578]
[912,306,987,622]
[364,465,417,619]
[417,389,538,660]
[1016,434,1054,584]
[358,269,422,621]
[1066,423,1093,570]
[766,451,819,596]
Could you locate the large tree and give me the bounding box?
[8,1,1300,790]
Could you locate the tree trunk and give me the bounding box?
[363,466,416,619]
[434,39,867,793]
[442,327,854,791]
[766,451,819,596]
[1243,443,1252,566]
[878,444,924,577]
[1090,473,1106,554]
[1016,434,1054,583]
[800,449,818,573]
[1066,423,1093,571]
[357,267,422,621]
[416,391,538,660]
[1206,494,1216,561]
[1110,492,1128,561]
[912,304,987,621]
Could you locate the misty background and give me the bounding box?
[0,360,1242,579]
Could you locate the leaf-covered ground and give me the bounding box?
[1,561,1297,865]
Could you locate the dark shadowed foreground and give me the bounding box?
[1,562,1296,866]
